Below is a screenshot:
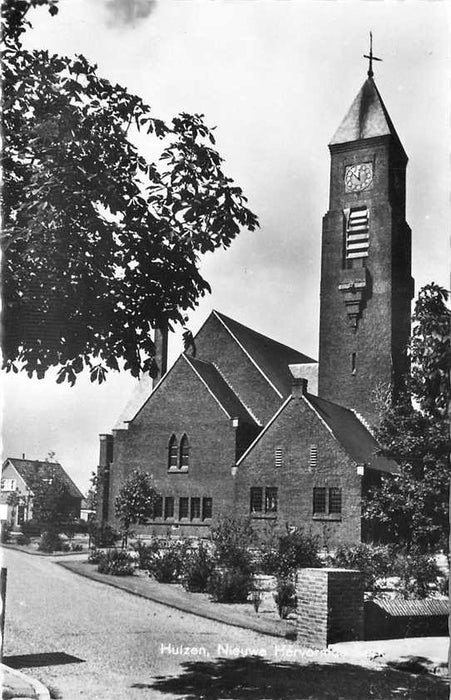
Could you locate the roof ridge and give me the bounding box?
[212,362,262,426]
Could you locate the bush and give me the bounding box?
[146,540,189,583]
[207,566,252,603]
[38,531,64,552]
[394,550,441,599]
[259,527,321,577]
[131,539,162,570]
[274,578,297,619]
[97,548,135,576]
[1,523,12,543]
[182,542,217,592]
[21,519,42,538]
[210,516,255,568]
[328,543,394,591]
[16,533,31,546]
[88,548,105,564]
[88,520,120,548]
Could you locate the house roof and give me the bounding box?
[306,395,399,474]
[213,311,316,397]
[3,459,84,499]
[184,355,259,425]
[330,77,406,158]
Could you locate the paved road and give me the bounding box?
[2,548,447,700]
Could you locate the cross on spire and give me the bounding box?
[364,32,382,78]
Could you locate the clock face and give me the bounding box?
[345,163,374,192]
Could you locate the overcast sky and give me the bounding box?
[2,0,449,493]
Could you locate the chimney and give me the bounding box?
[153,327,168,388]
[292,377,308,398]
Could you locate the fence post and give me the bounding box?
[0,567,7,661]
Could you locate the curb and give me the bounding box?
[1,543,87,558]
[1,663,50,700]
[57,560,297,640]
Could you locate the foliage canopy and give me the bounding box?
[1,0,258,384]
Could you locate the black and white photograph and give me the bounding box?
[1,0,449,698]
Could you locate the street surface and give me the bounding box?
[1,547,447,699]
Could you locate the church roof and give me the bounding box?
[184,355,259,425]
[213,311,316,398]
[306,395,399,474]
[3,458,84,499]
[330,77,406,157]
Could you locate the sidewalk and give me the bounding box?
[57,559,297,639]
[1,663,50,700]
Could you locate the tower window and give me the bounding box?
[345,207,369,263]
[168,435,178,469]
[275,448,282,468]
[180,434,190,469]
[351,352,356,375]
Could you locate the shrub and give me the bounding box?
[328,543,394,591]
[88,520,120,548]
[146,540,189,583]
[1,523,12,543]
[207,566,253,603]
[16,533,31,546]
[131,539,162,570]
[393,549,441,599]
[21,519,42,538]
[182,542,217,592]
[38,531,64,553]
[259,527,321,577]
[210,516,255,568]
[87,548,105,564]
[97,548,135,576]
[70,543,83,552]
[274,578,297,619]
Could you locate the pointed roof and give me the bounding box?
[213,311,316,398]
[184,355,259,425]
[330,77,406,157]
[3,458,84,499]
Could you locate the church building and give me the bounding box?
[97,62,413,547]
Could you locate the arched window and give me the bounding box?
[168,435,178,470]
[179,434,190,469]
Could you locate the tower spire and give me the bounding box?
[363,31,382,78]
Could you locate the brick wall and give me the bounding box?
[296,568,364,648]
[106,354,254,536]
[235,393,362,547]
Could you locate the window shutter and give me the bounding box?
[346,207,369,259]
[309,444,318,470]
[275,448,282,468]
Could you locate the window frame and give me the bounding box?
[179,496,189,520]
[164,496,174,520]
[202,497,213,521]
[250,487,263,514]
[265,487,278,513]
[179,434,190,470]
[168,435,179,470]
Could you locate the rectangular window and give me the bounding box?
[275,448,282,468]
[190,497,201,520]
[313,487,327,514]
[179,497,189,519]
[202,497,213,520]
[309,444,318,470]
[329,487,342,514]
[153,496,163,518]
[250,487,263,513]
[164,496,174,519]
[345,207,369,261]
[265,487,278,513]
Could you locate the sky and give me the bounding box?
[2,0,449,493]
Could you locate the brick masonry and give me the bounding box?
[234,392,362,547]
[296,568,364,648]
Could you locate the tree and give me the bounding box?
[28,472,76,533]
[363,284,450,550]
[114,469,159,546]
[1,0,258,385]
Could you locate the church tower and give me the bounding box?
[318,54,414,425]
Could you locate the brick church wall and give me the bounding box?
[107,357,243,537]
[234,391,362,547]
